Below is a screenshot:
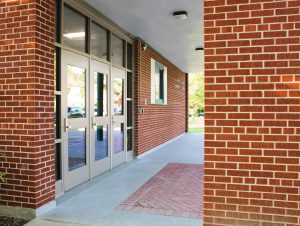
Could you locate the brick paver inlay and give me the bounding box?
[117,163,203,219]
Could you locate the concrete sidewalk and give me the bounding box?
[26,133,203,226]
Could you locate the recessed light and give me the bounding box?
[195,47,204,51]
[173,11,188,20]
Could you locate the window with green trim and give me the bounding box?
[151,59,167,104]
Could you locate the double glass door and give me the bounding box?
[61,50,126,191]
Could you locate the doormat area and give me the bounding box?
[117,163,203,219]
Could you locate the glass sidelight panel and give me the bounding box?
[55,47,61,91]
[94,73,108,117]
[113,78,124,116]
[114,123,124,153]
[127,72,132,99]
[127,101,132,127]
[54,95,61,139]
[55,143,62,180]
[68,128,86,171]
[127,129,133,151]
[67,65,86,118]
[127,43,133,70]
[95,125,108,160]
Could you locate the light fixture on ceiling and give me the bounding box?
[195,47,204,51]
[142,43,148,51]
[173,11,188,20]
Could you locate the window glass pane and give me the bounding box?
[127,43,133,70]
[127,129,133,151]
[67,65,86,118]
[63,5,87,52]
[111,34,124,66]
[127,72,132,99]
[94,73,108,117]
[114,123,124,153]
[154,61,165,104]
[127,101,132,127]
[95,125,108,161]
[54,47,60,91]
[55,143,62,180]
[91,22,108,60]
[54,95,61,139]
[113,78,124,116]
[68,128,86,171]
[55,0,61,43]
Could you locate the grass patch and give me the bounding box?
[189,127,204,133]
[188,116,204,133]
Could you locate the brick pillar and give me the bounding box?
[0,0,55,218]
[133,39,141,156]
[204,0,300,225]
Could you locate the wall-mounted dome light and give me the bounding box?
[173,11,188,20]
[195,47,204,51]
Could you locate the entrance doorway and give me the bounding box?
[60,50,128,192]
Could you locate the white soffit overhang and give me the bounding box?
[84,0,204,73]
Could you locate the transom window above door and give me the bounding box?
[151,59,167,105]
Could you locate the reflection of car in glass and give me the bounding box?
[198,111,205,117]
[114,107,122,115]
[68,107,85,118]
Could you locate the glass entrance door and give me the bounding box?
[60,51,128,192]
[111,67,126,167]
[62,50,90,191]
[90,60,111,177]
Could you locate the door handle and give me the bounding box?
[64,118,71,132]
[92,117,99,127]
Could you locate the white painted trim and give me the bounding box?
[136,133,186,159]
[150,58,155,104]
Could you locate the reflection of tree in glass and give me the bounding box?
[114,78,123,115]
[67,65,86,110]
[114,79,122,100]
[94,73,108,116]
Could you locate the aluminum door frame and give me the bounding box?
[61,50,90,191]
[90,60,111,178]
[111,66,127,168]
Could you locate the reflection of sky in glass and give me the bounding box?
[67,65,86,110]
[68,128,86,171]
[114,123,124,153]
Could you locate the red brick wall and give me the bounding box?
[204,0,300,225]
[0,0,55,209]
[134,39,187,155]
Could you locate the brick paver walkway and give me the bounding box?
[117,163,203,219]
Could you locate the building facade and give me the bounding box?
[0,0,299,225]
[0,0,187,218]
